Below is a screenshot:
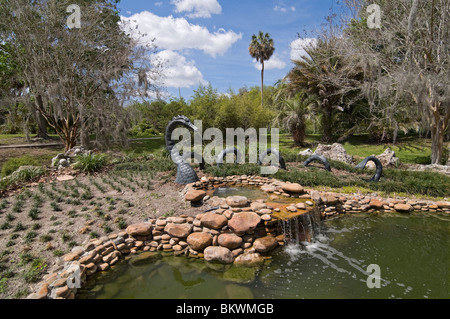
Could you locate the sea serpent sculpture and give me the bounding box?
[303,154,382,181]
[355,155,383,182]
[257,148,287,170]
[303,154,331,172]
[216,147,242,167]
[165,115,200,184]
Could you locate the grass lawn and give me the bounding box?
[277,133,444,165]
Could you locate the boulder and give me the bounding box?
[234,253,265,266]
[227,212,261,235]
[369,199,384,209]
[164,223,193,238]
[218,233,243,250]
[436,201,450,209]
[187,232,213,251]
[185,190,206,202]
[314,143,353,164]
[204,246,234,264]
[366,148,400,169]
[281,183,304,194]
[253,236,278,253]
[394,203,412,212]
[226,196,248,208]
[200,212,228,229]
[126,223,152,237]
[250,202,267,211]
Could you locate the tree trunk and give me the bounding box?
[429,102,450,165]
[260,61,264,107]
[321,104,333,143]
[34,95,50,139]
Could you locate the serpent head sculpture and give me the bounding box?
[165,115,200,184]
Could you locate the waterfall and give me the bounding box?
[278,208,322,244]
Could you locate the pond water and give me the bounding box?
[77,212,449,299]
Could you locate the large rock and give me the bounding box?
[218,233,243,250]
[437,201,450,209]
[126,223,152,236]
[204,246,234,264]
[253,236,278,253]
[281,183,304,194]
[227,212,261,235]
[234,253,265,266]
[185,190,206,202]
[164,223,193,238]
[187,232,213,251]
[366,148,400,169]
[394,203,412,212]
[226,196,248,208]
[200,212,228,229]
[314,143,353,164]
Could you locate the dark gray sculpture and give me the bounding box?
[257,148,287,170]
[355,156,383,182]
[165,115,200,184]
[182,151,205,170]
[303,154,331,171]
[216,147,242,167]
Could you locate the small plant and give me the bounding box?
[117,219,127,230]
[23,258,47,283]
[0,222,11,230]
[5,213,15,222]
[61,232,72,243]
[67,210,77,218]
[32,223,41,230]
[40,234,53,243]
[74,153,108,173]
[13,223,26,232]
[89,231,99,239]
[53,250,64,257]
[102,224,112,234]
[24,231,38,244]
[28,208,40,220]
[50,202,62,212]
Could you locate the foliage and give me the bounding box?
[1,155,39,177]
[73,153,108,173]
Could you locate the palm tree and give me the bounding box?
[273,81,317,146]
[249,31,275,107]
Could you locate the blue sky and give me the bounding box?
[118,0,339,100]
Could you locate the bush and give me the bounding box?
[73,153,108,173]
[1,156,39,177]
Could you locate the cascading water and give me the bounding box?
[277,207,322,244]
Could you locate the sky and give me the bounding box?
[117,0,340,100]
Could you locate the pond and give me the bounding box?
[77,211,449,299]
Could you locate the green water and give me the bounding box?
[77,212,449,299]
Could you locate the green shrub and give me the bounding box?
[73,153,108,173]
[1,156,39,177]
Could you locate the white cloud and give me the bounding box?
[253,54,287,70]
[121,11,242,57]
[274,4,296,13]
[171,0,222,18]
[155,50,206,88]
[290,38,317,61]
[155,2,163,6]
[274,5,287,12]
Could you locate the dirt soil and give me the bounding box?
[0,166,214,299]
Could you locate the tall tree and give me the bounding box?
[0,0,160,151]
[249,31,275,107]
[286,35,364,143]
[344,0,450,164]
